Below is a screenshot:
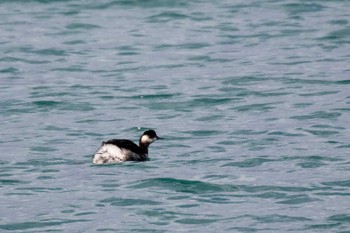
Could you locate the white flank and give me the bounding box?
[92,144,126,164]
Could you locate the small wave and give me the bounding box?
[129,178,238,194]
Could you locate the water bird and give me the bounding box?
[92,130,162,164]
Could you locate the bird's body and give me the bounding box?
[92,130,161,164]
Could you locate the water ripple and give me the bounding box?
[1,0,350,232]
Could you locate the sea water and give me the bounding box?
[1,0,350,232]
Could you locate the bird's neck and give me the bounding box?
[139,141,150,154]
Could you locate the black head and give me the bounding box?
[143,130,162,139]
[140,130,162,145]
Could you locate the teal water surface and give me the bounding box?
[1,0,350,232]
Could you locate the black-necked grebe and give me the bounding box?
[92,130,162,164]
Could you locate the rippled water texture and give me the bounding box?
[1,0,350,232]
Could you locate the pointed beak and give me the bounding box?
[156,136,164,140]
